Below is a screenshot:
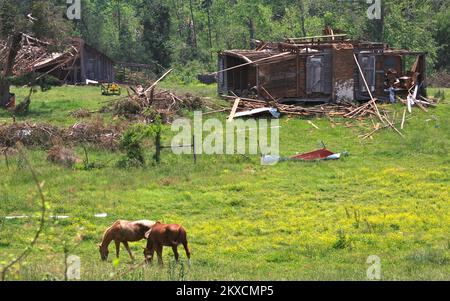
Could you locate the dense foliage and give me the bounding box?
[1,0,449,78]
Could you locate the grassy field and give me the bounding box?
[0,85,449,281]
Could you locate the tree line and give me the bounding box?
[1,0,449,87]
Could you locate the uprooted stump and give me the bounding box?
[47,145,81,167]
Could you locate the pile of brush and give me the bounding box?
[107,88,206,123]
[104,70,212,123]
[67,119,126,151]
[0,122,63,148]
[0,119,126,151]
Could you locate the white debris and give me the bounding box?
[94,213,108,218]
[5,215,29,220]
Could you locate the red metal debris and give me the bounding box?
[290,148,335,161]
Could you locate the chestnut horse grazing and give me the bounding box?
[143,222,191,265]
[99,220,156,261]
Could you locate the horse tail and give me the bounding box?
[179,227,191,260]
[171,225,184,245]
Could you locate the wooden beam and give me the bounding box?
[227,97,241,123]
[353,53,404,138]
[144,69,173,94]
[401,108,407,130]
[210,52,292,75]
[286,34,347,41]
[353,54,384,123]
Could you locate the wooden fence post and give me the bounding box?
[192,135,197,164]
[155,130,161,164]
[3,149,9,170]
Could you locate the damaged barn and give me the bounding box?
[31,38,115,84]
[0,35,115,85]
[217,32,427,103]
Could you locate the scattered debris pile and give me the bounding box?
[1,147,18,157]
[0,120,125,150]
[224,92,439,140]
[0,34,77,79]
[0,122,63,148]
[261,148,348,165]
[108,89,198,123]
[225,96,377,119]
[67,119,125,150]
[105,70,215,123]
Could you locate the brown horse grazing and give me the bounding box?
[143,222,191,266]
[99,220,156,261]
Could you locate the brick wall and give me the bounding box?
[332,46,355,102]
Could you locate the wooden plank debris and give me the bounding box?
[353,54,404,138]
[227,98,241,123]
[308,120,320,130]
[401,108,407,130]
[144,69,173,95]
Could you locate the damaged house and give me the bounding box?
[218,33,427,103]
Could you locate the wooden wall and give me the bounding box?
[82,46,115,83]
[258,56,298,99]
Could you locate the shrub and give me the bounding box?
[332,229,351,250]
[10,74,62,91]
[117,119,161,168]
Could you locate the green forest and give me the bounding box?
[1,0,449,83]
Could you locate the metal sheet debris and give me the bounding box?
[234,107,281,119]
[261,148,348,165]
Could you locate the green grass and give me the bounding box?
[0,86,122,126]
[0,86,449,281]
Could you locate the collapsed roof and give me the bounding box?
[0,35,115,84]
[0,34,78,78]
[218,32,427,103]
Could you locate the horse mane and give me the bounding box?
[102,220,121,243]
